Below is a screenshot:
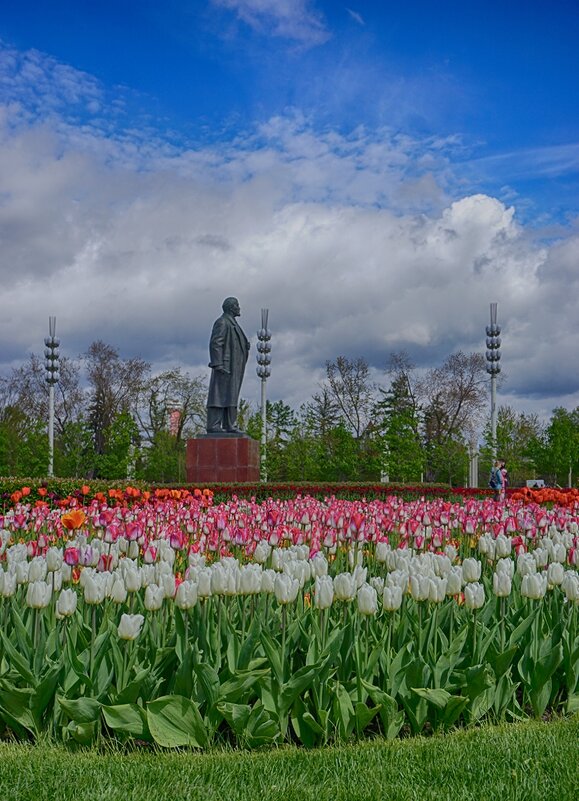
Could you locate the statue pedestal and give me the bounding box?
[186,435,260,484]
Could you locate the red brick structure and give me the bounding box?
[186,436,260,483]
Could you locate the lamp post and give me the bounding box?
[485,303,501,461]
[256,309,271,482]
[44,316,60,477]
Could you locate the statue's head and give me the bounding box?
[222,297,240,316]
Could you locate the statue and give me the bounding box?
[206,297,250,434]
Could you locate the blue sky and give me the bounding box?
[0,0,578,419]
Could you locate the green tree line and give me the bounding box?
[1,344,577,486]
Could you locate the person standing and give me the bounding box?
[500,460,509,502]
[489,459,503,502]
[206,297,250,434]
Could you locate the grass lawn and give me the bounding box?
[1,718,577,801]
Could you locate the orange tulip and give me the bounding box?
[38,487,47,497]
[81,485,91,495]
[61,509,87,530]
[21,486,31,497]
[10,491,22,503]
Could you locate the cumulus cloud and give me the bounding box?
[211,0,330,46]
[0,43,577,424]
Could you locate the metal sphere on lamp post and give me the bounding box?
[485,302,501,461]
[44,316,60,477]
[256,309,271,482]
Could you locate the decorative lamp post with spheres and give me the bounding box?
[256,308,271,482]
[485,302,501,461]
[44,316,60,477]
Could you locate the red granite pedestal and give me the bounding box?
[186,436,260,483]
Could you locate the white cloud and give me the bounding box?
[211,0,330,46]
[0,44,578,425]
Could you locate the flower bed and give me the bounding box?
[0,490,577,748]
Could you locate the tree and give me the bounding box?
[421,352,487,483]
[324,356,376,439]
[377,371,424,483]
[540,407,579,487]
[480,405,544,485]
[85,341,149,473]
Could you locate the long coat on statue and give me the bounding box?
[207,312,250,408]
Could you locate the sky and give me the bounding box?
[0,0,578,424]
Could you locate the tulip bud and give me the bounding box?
[110,579,128,604]
[562,571,579,602]
[410,575,430,601]
[26,580,52,609]
[547,562,565,587]
[521,573,547,600]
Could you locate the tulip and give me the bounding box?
[118,613,145,641]
[260,569,276,593]
[175,580,198,610]
[314,575,334,610]
[26,580,52,609]
[196,568,213,598]
[83,573,107,604]
[357,583,378,616]
[464,582,485,610]
[28,556,48,583]
[1,571,17,597]
[124,567,142,593]
[253,540,271,564]
[333,572,356,601]
[517,553,537,577]
[110,579,128,604]
[521,573,547,600]
[495,557,515,578]
[428,576,447,603]
[446,566,462,596]
[382,585,403,612]
[547,562,565,587]
[562,571,579,602]
[462,558,482,583]
[495,535,512,558]
[410,575,430,601]
[492,571,512,597]
[240,564,262,595]
[274,573,299,605]
[56,588,78,618]
[375,541,391,563]
[144,584,165,611]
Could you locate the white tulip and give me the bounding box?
[56,588,78,618]
[446,566,463,596]
[517,553,537,577]
[117,613,145,641]
[382,585,403,612]
[493,571,512,597]
[174,580,198,610]
[240,564,262,595]
[46,547,63,572]
[110,579,128,604]
[333,572,356,601]
[547,562,565,587]
[310,552,328,578]
[253,541,271,565]
[495,535,512,558]
[428,576,447,603]
[196,568,213,598]
[562,571,579,602]
[83,574,107,605]
[353,565,367,589]
[314,575,334,610]
[124,568,142,593]
[375,541,391,563]
[462,558,482,583]
[496,558,515,578]
[1,570,17,597]
[521,573,547,600]
[260,569,276,593]
[357,583,378,616]
[144,584,165,611]
[370,576,385,595]
[410,575,430,601]
[274,573,299,605]
[26,580,52,609]
[464,582,485,609]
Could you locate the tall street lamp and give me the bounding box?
[256,308,271,482]
[485,303,501,461]
[44,316,60,477]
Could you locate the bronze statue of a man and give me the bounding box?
[206,297,250,434]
